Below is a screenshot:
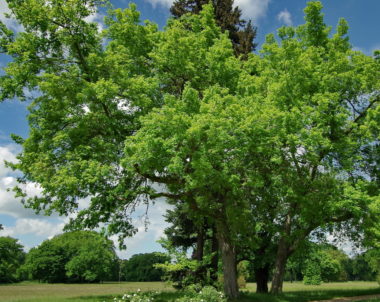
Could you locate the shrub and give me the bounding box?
[174,286,226,302]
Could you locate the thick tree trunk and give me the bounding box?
[216,222,239,299]
[270,237,289,295]
[255,264,270,293]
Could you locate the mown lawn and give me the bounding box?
[0,281,379,302]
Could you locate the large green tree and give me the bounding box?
[240,1,380,293]
[1,0,248,297]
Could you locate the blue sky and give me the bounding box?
[0,0,379,258]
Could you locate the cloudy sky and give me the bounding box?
[0,0,380,258]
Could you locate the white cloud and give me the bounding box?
[235,0,271,21]
[277,9,292,26]
[0,144,45,219]
[0,145,18,178]
[0,1,23,32]
[0,218,64,238]
[144,0,173,9]
[84,12,105,32]
[143,0,270,21]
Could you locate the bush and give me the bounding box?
[108,286,226,302]
[303,259,322,285]
[176,286,226,302]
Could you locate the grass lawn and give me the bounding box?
[0,281,379,302]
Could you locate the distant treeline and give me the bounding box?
[0,231,377,284]
[0,231,168,283]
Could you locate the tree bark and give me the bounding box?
[255,264,270,293]
[210,226,219,282]
[216,221,239,299]
[270,237,289,294]
[192,225,205,261]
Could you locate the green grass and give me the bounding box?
[0,282,172,302]
[0,281,379,302]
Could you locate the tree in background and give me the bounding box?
[170,0,257,58]
[163,203,219,286]
[0,236,25,283]
[365,249,380,284]
[23,231,117,283]
[123,253,169,282]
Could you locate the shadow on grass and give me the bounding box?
[236,287,380,302]
[68,287,380,302]
[68,291,182,302]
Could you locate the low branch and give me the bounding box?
[134,164,182,185]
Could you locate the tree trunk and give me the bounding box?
[255,264,270,293]
[216,222,239,299]
[270,237,289,295]
[192,225,205,261]
[210,226,219,282]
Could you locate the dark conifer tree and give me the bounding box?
[170,0,257,59]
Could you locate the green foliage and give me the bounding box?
[303,259,322,285]
[237,261,250,288]
[175,286,226,302]
[365,249,380,284]
[23,231,117,283]
[0,236,25,283]
[123,252,169,281]
[170,0,257,58]
[156,239,215,289]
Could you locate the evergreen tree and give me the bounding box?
[170,0,257,59]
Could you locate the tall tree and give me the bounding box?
[170,0,257,59]
[239,1,380,294]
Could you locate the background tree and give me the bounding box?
[0,236,25,283]
[23,231,117,283]
[123,253,169,282]
[170,0,257,58]
[163,203,219,285]
[347,252,377,281]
